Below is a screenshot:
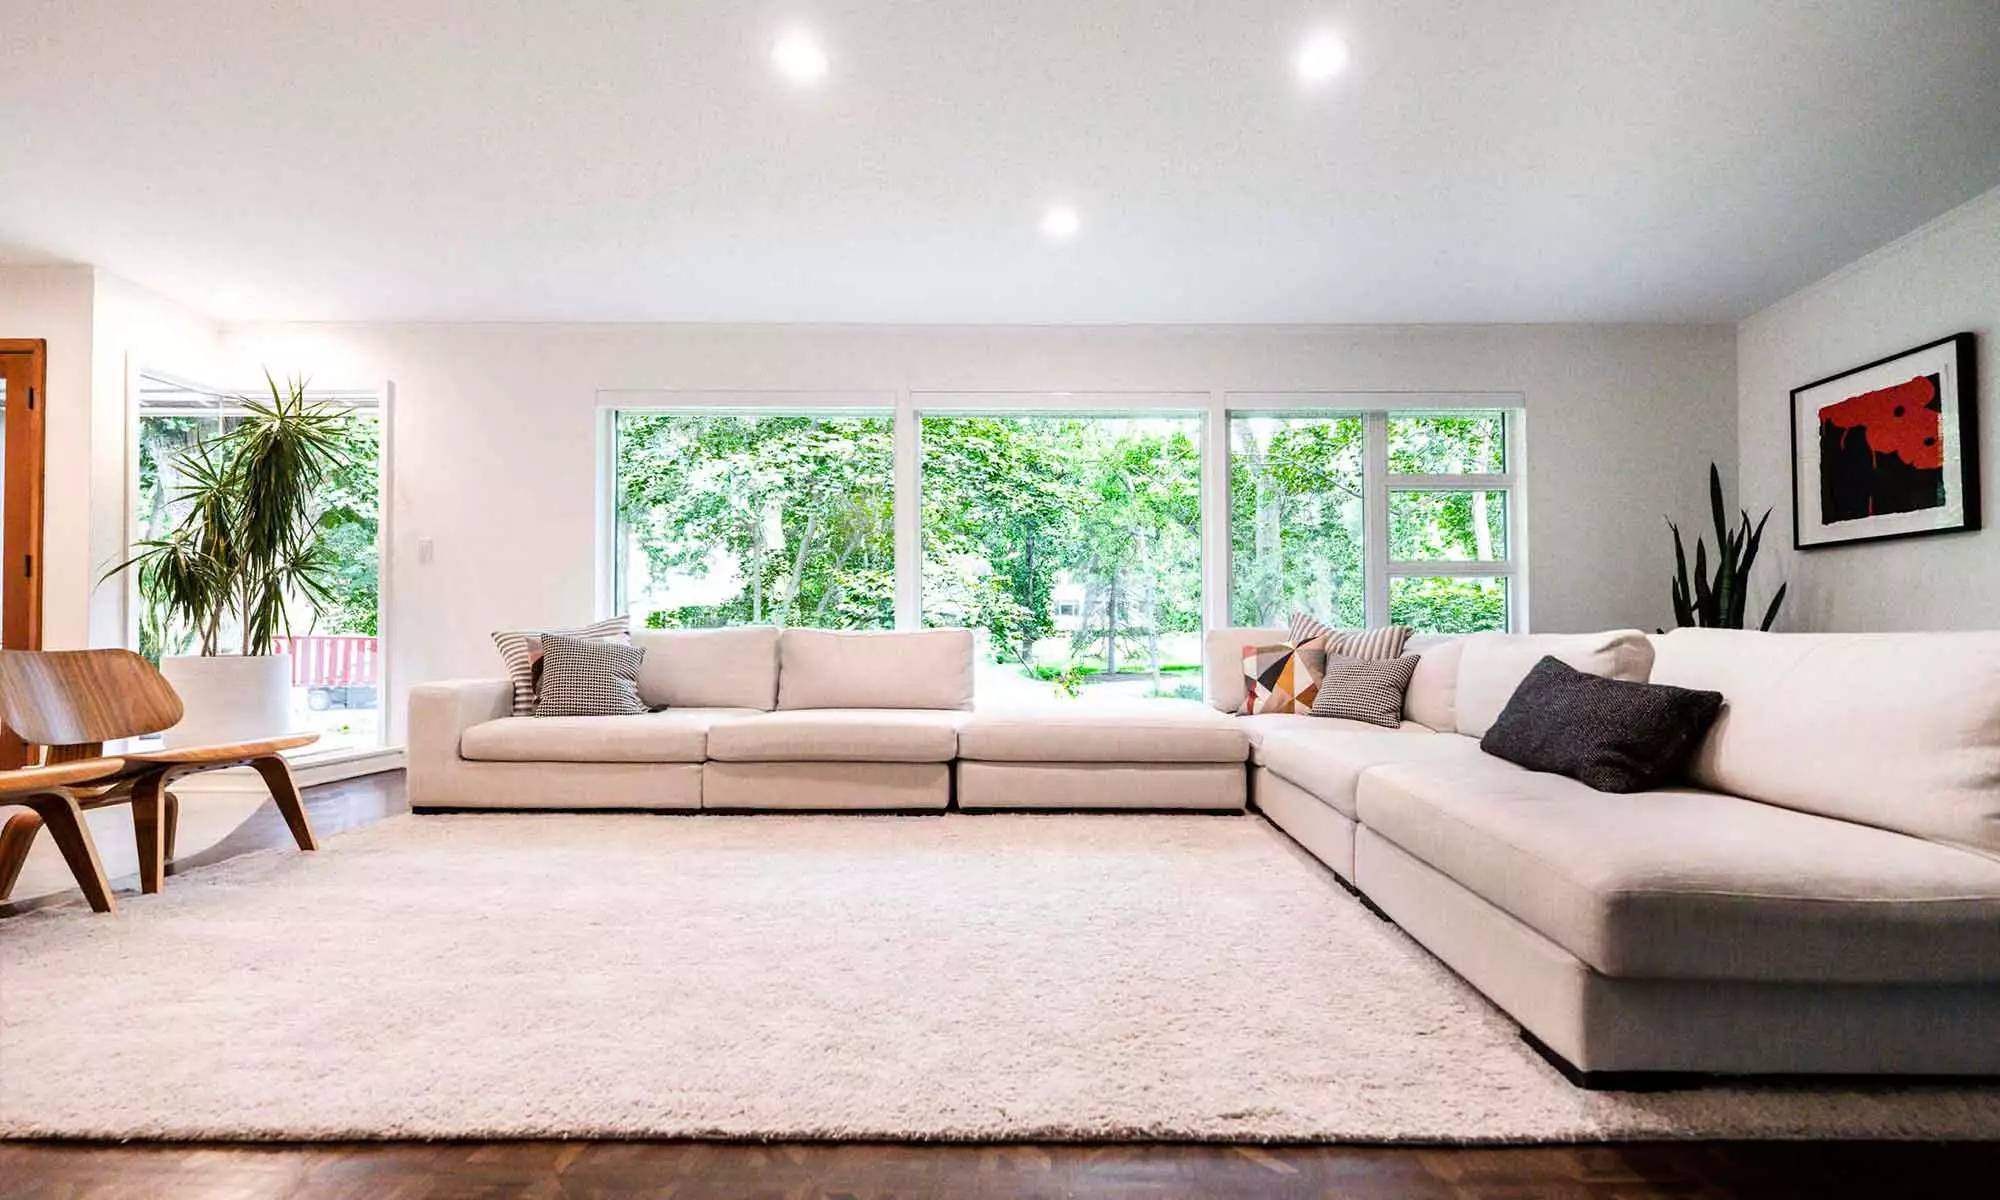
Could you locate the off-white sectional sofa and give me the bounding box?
[409,622,2000,1084]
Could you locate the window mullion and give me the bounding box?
[1363,412,1390,627]
[894,396,920,630]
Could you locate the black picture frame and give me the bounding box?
[1789,332,1979,551]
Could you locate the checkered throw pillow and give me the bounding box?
[1309,653,1422,727]
[534,634,648,718]
[492,615,631,716]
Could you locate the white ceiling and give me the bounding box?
[3,1,1997,325]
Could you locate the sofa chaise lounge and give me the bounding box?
[410,623,2000,1084]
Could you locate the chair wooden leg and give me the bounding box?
[0,809,46,901]
[164,790,181,865]
[131,772,171,895]
[21,793,115,913]
[250,755,319,852]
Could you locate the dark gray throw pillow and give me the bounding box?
[1479,656,1724,793]
[534,634,648,717]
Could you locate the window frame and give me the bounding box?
[598,389,1527,641]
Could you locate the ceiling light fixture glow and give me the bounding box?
[1296,32,1350,85]
[772,31,829,84]
[1040,204,1082,241]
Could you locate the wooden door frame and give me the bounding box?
[1,338,47,768]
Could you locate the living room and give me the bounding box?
[2,2,1997,1196]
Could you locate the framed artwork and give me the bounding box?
[1791,332,1979,549]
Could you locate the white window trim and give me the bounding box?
[597,388,1526,639]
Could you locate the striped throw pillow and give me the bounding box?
[1309,653,1421,727]
[534,634,648,717]
[1287,613,1413,661]
[492,615,631,716]
[1329,625,1413,660]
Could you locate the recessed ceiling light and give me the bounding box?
[1041,204,1082,241]
[772,31,828,85]
[1296,32,1350,85]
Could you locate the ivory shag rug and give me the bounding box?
[3,812,1998,1142]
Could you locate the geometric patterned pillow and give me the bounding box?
[1309,652,1421,727]
[533,634,649,718]
[1241,639,1331,715]
[492,615,631,716]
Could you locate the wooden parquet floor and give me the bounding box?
[4,771,1993,1197]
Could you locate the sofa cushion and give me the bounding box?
[1403,635,1462,732]
[633,626,781,711]
[1356,756,2000,984]
[776,629,975,710]
[704,709,963,762]
[1649,628,2000,859]
[1453,630,1654,737]
[958,702,1246,763]
[1255,727,1479,820]
[1204,626,1287,712]
[1240,712,1431,748]
[460,708,758,763]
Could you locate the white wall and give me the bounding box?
[220,321,1736,738]
[1,265,97,649]
[1738,186,1999,631]
[1,266,222,648]
[89,273,224,646]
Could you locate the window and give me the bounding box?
[1384,413,1518,634]
[602,394,1522,697]
[1229,415,1365,628]
[133,374,385,755]
[612,410,895,629]
[1227,406,1520,635]
[919,413,1203,703]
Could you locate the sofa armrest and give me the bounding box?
[407,679,513,806]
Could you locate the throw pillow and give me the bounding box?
[534,634,649,718]
[1241,639,1329,715]
[1328,625,1413,660]
[492,615,631,716]
[1309,653,1421,727]
[1480,656,1725,793]
[1287,612,1414,660]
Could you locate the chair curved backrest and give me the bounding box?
[0,649,184,748]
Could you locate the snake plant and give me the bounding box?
[1668,463,1787,631]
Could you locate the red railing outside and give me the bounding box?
[273,634,379,688]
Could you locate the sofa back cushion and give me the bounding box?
[1453,630,1654,737]
[777,629,976,710]
[1403,634,1463,732]
[633,626,782,711]
[1205,627,1288,712]
[1649,629,2000,858]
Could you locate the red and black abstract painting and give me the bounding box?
[1817,373,1946,523]
[1791,333,1979,550]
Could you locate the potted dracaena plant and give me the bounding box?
[1666,463,1789,633]
[105,373,354,747]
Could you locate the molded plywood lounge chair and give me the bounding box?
[0,649,320,912]
[0,758,131,912]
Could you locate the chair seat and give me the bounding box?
[0,759,129,795]
[117,733,320,768]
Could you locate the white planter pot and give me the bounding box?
[158,654,296,749]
